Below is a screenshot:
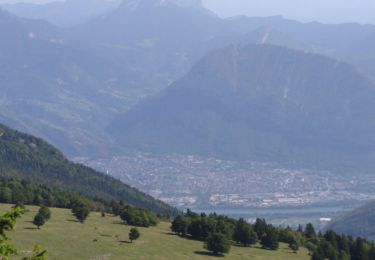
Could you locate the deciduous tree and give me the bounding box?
[205,232,231,255]
[129,228,140,243]
[33,214,45,229]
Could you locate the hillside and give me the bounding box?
[0,8,134,157]
[1,204,309,260]
[109,44,375,171]
[69,0,229,92]
[0,123,177,216]
[326,201,375,240]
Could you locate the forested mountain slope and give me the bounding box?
[0,123,177,216]
[326,201,375,240]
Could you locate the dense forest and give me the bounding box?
[326,201,375,241]
[0,177,107,211]
[172,210,375,259]
[0,123,178,216]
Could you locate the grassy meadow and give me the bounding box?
[0,204,310,260]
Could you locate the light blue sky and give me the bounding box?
[202,0,375,24]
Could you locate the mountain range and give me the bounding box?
[1,0,375,173]
[108,44,375,171]
[0,8,129,156]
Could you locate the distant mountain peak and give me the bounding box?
[159,0,203,8]
[0,7,11,18]
[120,0,204,11]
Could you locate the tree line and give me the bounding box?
[0,177,109,211]
[171,210,375,259]
[308,229,375,260]
[0,177,163,226]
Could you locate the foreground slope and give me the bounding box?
[326,201,375,240]
[0,123,176,215]
[1,204,309,260]
[109,44,375,171]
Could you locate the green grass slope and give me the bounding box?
[0,123,176,216]
[1,204,310,260]
[326,201,375,240]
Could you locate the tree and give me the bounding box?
[324,230,338,251]
[33,214,45,229]
[368,247,375,260]
[187,219,203,240]
[337,234,350,253]
[171,215,190,237]
[215,217,235,240]
[338,250,350,260]
[0,187,12,203]
[312,250,325,260]
[0,208,20,259]
[321,240,339,260]
[38,206,51,221]
[261,227,279,250]
[306,241,318,255]
[233,219,258,247]
[289,239,300,253]
[129,228,140,243]
[305,223,316,239]
[205,233,231,255]
[351,237,368,260]
[254,218,267,239]
[73,206,90,223]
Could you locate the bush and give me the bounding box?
[38,206,51,220]
[72,206,90,223]
[120,206,158,227]
[205,232,231,255]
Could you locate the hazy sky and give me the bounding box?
[1,0,375,25]
[202,0,375,25]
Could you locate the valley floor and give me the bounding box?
[1,204,309,259]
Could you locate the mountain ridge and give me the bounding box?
[3,2,375,165]
[108,44,375,171]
